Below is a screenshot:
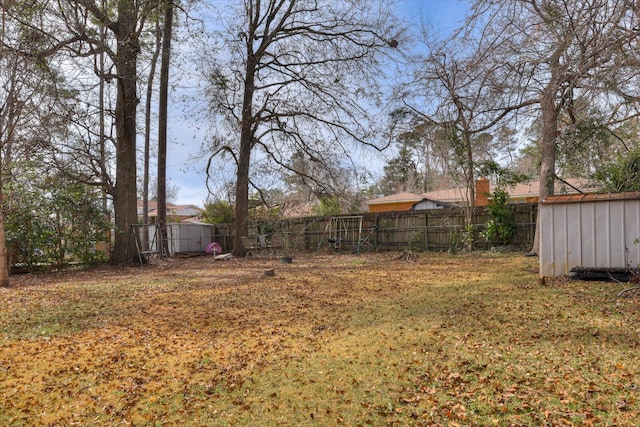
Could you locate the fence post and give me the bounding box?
[530,204,536,243]
[424,211,429,251]
[212,204,536,255]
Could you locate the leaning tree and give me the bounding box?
[468,0,638,254]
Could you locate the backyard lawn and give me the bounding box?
[1,252,639,426]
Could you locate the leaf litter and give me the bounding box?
[1,252,639,425]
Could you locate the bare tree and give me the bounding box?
[383,109,459,193]
[282,149,364,212]
[202,0,402,256]
[401,31,536,248]
[468,0,637,254]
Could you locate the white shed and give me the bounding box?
[539,192,640,277]
[139,223,212,255]
[167,223,215,254]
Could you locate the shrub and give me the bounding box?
[481,188,516,246]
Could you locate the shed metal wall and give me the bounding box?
[139,223,216,255]
[540,198,640,276]
[168,223,214,254]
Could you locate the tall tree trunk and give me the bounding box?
[143,18,162,252]
[0,7,10,286]
[98,20,110,255]
[233,55,256,257]
[157,1,173,258]
[0,171,8,287]
[0,90,20,285]
[109,2,140,265]
[529,82,559,255]
[463,130,476,252]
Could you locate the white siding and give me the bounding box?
[167,223,214,254]
[540,199,640,276]
[412,200,446,210]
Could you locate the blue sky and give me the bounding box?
[167,0,470,207]
[399,0,469,33]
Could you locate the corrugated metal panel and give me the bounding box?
[566,203,581,273]
[168,223,214,254]
[540,197,640,276]
[594,202,608,267]
[581,202,596,267]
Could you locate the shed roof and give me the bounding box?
[542,191,640,204]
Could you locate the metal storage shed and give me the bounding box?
[141,223,215,255]
[167,223,215,254]
[539,192,640,277]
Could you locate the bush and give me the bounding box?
[5,182,110,267]
[311,197,342,216]
[481,188,516,247]
[203,200,235,224]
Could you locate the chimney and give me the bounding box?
[476,178,490,206]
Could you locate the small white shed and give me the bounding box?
[140,223,213,255]
[167,223,215,254]
[539,192,640,277]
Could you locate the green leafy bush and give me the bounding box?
[5,181,110,267]
[311,197,342,216]
[481,188,516,246]
[203,200,235,224]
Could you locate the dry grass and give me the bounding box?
[1,252,639,426]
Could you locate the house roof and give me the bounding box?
[366,191,457,207]
[411,198,454,210]
[421,188,469,203]
[366,191,427,205]
[367,178,594,206]
[498,178,591,200]
[137,201,203,217]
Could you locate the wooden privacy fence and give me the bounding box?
[8,205,535,271]
[225,204,537,254]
